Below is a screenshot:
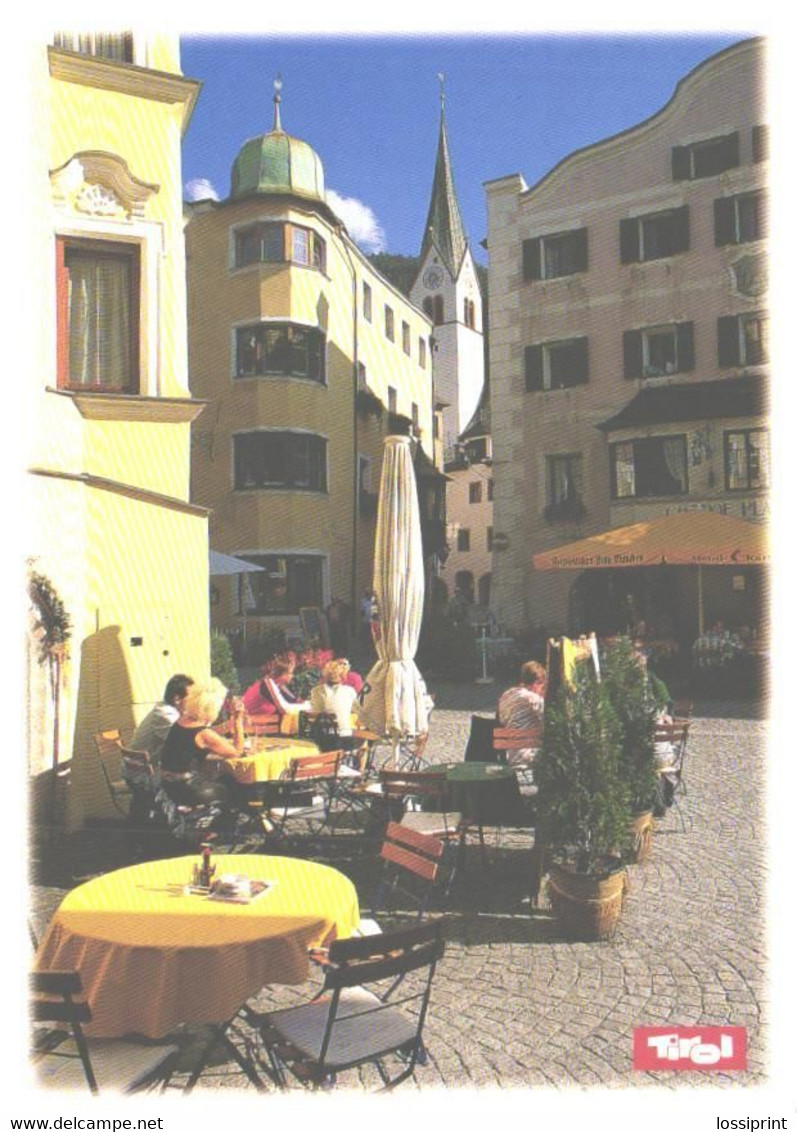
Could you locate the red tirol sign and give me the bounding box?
[634,1027,747,1071]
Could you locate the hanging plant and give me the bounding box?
[28,570,72,663]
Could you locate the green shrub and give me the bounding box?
[210,630,240,694]
[601,636,660,813]
[535,667,632,874]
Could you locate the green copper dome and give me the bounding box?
[230,128,326,202]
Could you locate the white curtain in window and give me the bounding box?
[68,256,130,387]
[727,433,747,489]
[748,431,769,488]
[662,437,687,491]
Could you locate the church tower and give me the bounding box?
[410,78,485,460]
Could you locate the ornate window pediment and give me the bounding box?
[50,151,159,220]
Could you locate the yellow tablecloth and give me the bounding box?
[221,737,319,785]
[34,854,360,1038]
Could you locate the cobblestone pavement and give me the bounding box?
[30,684,768,1094]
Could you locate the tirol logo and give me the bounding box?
[634,1027,747,1071]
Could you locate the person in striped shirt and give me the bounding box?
[497,661,547,766]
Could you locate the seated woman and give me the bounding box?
[159,678,246,809]
[242,657,311,722]
[497,660,547,766]
[310,659,361,751]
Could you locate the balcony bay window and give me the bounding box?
[56,237,139,393]
[234,431,327,492]
[233,222,326,271]
[725,429,770,491]
[236,323,325,381]
[237,554,323,615]
[612,436,688,499]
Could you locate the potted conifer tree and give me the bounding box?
[535,666,632,940]
[601,637,661,863]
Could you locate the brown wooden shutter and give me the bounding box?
[623,329,643,379]
[676,322,695,372]
[620,218,639,264]
[752,124,768,163]
[714,197,736,246]
[525,345,544,391]
[522,238,542,281]
[574,228,589,272]
[673,206,690,254]
[671,146,691,181]
[717,316,740,368]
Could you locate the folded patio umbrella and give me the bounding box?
[360,436,429,763]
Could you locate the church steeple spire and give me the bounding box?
[420,74,468,278]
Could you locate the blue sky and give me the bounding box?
[181,34,748,260]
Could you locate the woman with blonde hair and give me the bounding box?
[310,658,361,753]
[159,677,246,808]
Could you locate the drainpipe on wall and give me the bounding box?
[339,234,360,622]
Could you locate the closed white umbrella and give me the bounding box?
[208,550,265,642]
[361,436,429,765]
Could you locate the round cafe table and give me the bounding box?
[34,854,360,1039]
[221,737,320,786]
[426,761,526,827]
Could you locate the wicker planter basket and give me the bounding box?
[548,860,629,941]
[628,810,654,864]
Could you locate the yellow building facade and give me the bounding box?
[187,89,437,644]
[29,35,210,830]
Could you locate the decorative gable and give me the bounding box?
[50,151,159,220]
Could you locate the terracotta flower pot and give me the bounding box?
[548,859,629,941]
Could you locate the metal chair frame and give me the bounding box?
[93,729,133,817]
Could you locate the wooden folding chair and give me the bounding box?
[492,725,543,793]
[93,730,132,817]
[30,971,180,1094]
[265,749,343,837]
[654,720,691,831]
[259,921,446,1091]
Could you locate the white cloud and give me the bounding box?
[184,177,220,202]
[327,189,386,253]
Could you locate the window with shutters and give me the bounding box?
[56,237,140,393]
[725,429,770,492]
[717,312,769,368]
[235,322,325,382]
[611,437,688,499]
[457,529,471,552]
[385,305,395,341]
[546,454,585,519]
[363,281,372,322]
[234,431,328,492]
[671,133,740,180]
[620,207,690,263]
[523,228,588,281]
[714,192,767,246]
[525,337,589,392]
[469,482,482,504]
[623,323,695,380]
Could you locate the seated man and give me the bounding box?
[129,673,194,776]
[497,661,546,766]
